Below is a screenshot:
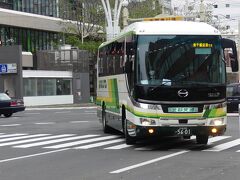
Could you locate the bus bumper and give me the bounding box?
[133,125,226,137]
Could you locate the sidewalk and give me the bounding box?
[26,103,97,110]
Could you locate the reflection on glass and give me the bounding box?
[137,35,226,86]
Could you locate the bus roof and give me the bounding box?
[121,21,221,36]
[99,21,221,48]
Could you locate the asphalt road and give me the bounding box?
[0,108,239,180]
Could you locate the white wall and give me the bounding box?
[23,95,74,106]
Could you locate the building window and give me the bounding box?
[213,4,218,8]
[23,78,72,96]
[226,4,230,8]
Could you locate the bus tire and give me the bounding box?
[196,135,208,145]
[124,119,136,145]
[102,105,111,133]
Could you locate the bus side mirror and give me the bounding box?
[222,38,238,72]
[125,61,132,74]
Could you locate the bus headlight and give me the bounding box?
[140,118,156,126]
[138,103,162,110]
[210,118,224,126]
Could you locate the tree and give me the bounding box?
[59,0,105,44]
[128,0,163,19]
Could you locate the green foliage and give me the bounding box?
[128,0,162,19]
[65,34,102,53]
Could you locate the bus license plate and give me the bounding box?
[168,107,198,113]
[175,128,191,135]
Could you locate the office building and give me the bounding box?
[0,0,91,106]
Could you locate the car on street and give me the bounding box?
[0,93,25,117]
[227,83,240,113]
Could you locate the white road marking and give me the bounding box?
[0,134,27,138]
[208,136,231,145]
[236,150,240,152]
[14,135,100,148]
[0,148,70,163]
[0,134,49,143]
[70,121,89,123]
[26,107,97,111]
[104,143,133,150]
[25,112,41,115]
[44,135,119,149]
[55,111,71,114]
[0,134,75,147]
[0,124,21,127]
[84,111,96,113]
[110,150,189,174]
[204,138,240,152]
[35,122,55,125]
[75,139,125,149]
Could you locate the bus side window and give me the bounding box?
[115,42,124,74]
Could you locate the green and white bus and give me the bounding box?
[96,20,238,145]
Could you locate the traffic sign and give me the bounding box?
[0,64,8,73]
[0,63,17,74]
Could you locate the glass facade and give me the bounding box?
[0,0,59,17]
[0,0,61,52]
[0,25,59,52]
[23,78,72,96]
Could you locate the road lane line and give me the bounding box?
[14,135,100,148]
[26,107,97,111]
[0,134,49,143]
[0,134,75,147]
[0,124,21,127]
[70,121,89,123]
[25,112,41,115]
[35,122,55,125]
[0,148,70,163]
[75,139,125,149]
[204,138,240,152]
[55,111,71,114]
[44,135,119,149]
[0,134,27,138]
[110,150,189,174]
[104,143,133,150]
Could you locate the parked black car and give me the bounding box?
[0,93,25,117]
[227,83,240,113]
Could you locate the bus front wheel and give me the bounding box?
[196,135,208,145]
[102,105,111,133]
[124,119,136,145]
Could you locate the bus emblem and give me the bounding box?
[178,89,189,98]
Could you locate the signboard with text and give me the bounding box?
[0,63,17,74]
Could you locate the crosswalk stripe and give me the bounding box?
[0,134,27,138]
[44,135,119,149]
[0,134,49,143]
[204,138,240,152]
[104,143,133,150]
[0,134,74,147]
[14,135,100,148]
[75,139,125,149]
[236,150,240,152]
[208,136,231,144]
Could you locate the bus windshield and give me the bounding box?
[136,35,226,86]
